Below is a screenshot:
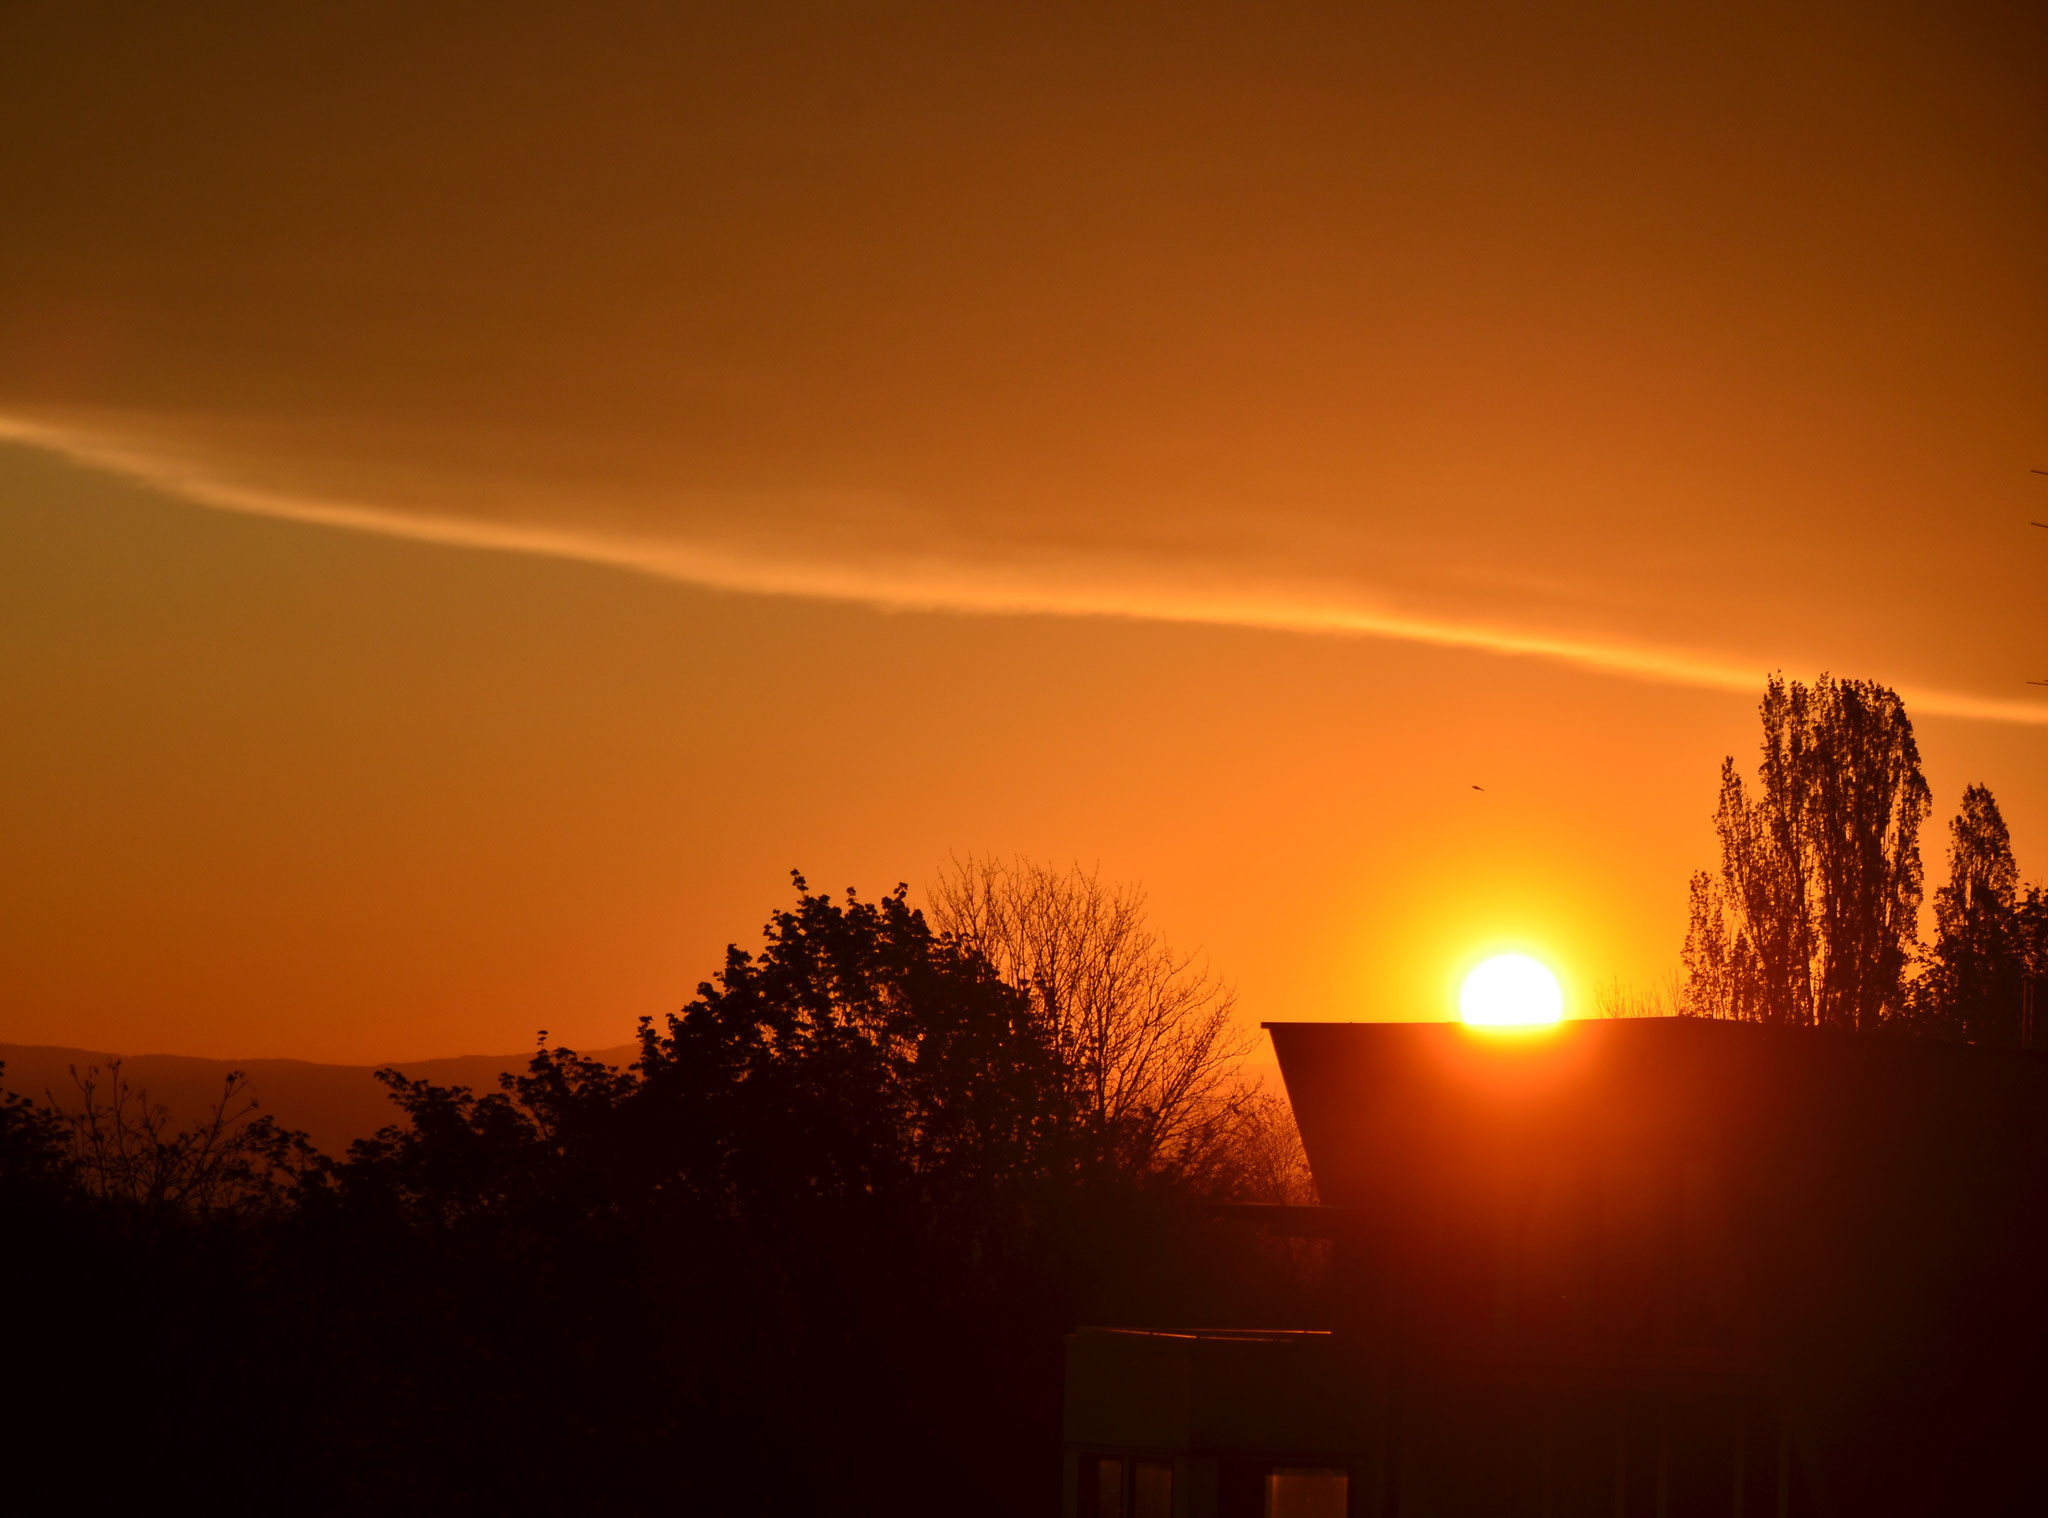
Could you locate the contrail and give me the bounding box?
[6,412,2045,728]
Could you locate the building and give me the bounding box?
[1064,1018,2048,1517]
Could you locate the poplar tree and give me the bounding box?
[1681,675,1930,1030]
[1913,784,2039,1045]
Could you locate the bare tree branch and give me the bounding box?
[52,1059,317,1217]
[928,854,1265,1180]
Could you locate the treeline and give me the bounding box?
[1681,673,2048,1044]
[3,860,1318,1516]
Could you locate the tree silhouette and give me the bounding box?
[926,854,1273,1183]
[58,1059,318,1217]
[1682,675,1930,1029]
[0,1061,67,1194]
[1910,784,2046,1045]
[0,872,1323,1516]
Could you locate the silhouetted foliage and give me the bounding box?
[1590,973,1678,1019]
[0,1060,67,1195]
[928,854,1307,1197]
[1907,784,2048,1045]
[61,1058,319,1217]
[2,872,1321,1515]
[632,871,1068,1208]
[1681,674,1930,1029]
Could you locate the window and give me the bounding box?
[1082,1454,1172,1518]
[1134,1458,1173,1518]
[1088,1457,1125,1518]
[1265,1466,1348,1518]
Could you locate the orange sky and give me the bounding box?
[2,2,2045,1061]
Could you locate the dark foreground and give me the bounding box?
[4,883,1317,1515]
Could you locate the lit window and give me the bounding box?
[1266,1466,1348,1518]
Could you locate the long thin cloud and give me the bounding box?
[7,412,2045,727]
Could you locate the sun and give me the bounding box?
[1459,953,1564,1027]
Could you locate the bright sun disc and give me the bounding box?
[1460,954,1564,1027]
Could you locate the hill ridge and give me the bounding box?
[0,1040,641,1158]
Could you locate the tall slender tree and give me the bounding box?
[1681,675,1930,1030]
[1913,784,2029,1044]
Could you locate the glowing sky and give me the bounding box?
[2,3,2044,1060]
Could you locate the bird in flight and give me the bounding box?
[1471,784,1485,791]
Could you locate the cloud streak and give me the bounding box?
[8,411,2046,728]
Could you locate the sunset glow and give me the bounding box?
[4,8,2048,1515]
[1459,955,1565,1028]
[0,4,2041,1076]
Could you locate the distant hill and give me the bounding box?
[0,1041,641,1159]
